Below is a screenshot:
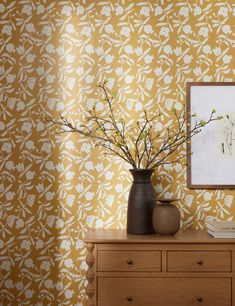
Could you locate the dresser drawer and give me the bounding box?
[98,277,231,306]
[167,251,231,272]
[98,250,161,272]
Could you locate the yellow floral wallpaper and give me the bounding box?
[0,0,234,305]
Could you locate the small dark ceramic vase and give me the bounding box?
[127,169,156,235]
[153,199,180,235]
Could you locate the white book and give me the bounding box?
[206,217,235,231]
[207,228,235,239]
[206,222,235,233]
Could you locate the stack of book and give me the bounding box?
[206,218,235,238]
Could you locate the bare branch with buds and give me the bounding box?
[45,81,222,169]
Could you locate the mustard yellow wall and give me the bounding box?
[0,0,234,305]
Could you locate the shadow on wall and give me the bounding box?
[0,3,90,304]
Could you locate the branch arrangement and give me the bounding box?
[45,80,222,170]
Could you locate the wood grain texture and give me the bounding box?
[98,243,235,251]
[98,250,161,272]
[85,229,235,306]
[167,251,231,272]
[86,243,96,306]
[232,250,235,306]
[232,251,235,272]
[85,228,235,244]
[98,277,231,306]
[162,250,167,272]
[98,271,235,278]
[233,278,235,306]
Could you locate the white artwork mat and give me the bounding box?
[189,84,235,187]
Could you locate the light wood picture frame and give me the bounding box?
[187,82,235,189]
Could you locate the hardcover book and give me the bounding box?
[207,228,235,239]
[205,217,235,231]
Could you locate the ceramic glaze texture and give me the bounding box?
[0,1,234,305]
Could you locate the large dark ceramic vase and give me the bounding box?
[127,169,156,235]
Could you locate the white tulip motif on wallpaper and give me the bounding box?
[0,1,234,305]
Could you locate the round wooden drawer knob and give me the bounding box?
[127,296,133,302]
[197,259,203,265]
[197,296,203,302]
[127,259,133,265]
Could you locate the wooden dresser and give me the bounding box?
[85,229,235,306]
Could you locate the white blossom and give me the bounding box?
[76,5,84,15]
[194,6,202,16]
[218,6,228,17]
[159,27,170,37]
[25,290,34,299]
[101,6,111,16]
[155,6,163,16]
[116,5,123,15]
[61,5,72,16]
[40,260,51,271]
[0,4,5,13]
[22,5,32,15]
[120,26,131,37]
[26,23,35,33]
[140,6,150,17]
[37,4,45,14]
[105,24,114,33]
[124,45,133,54]
[203,192,212,201]
[105,171,114,180]
[144,25,153,34]
[21,240,31,250]
[64,259,73,268]
[85,192,94,201]
[60,240,71,251]
[198,27,209,37]
[179,6,189,17]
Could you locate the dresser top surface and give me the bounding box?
[84,228,235,244]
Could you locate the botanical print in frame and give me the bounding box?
[187,82,235,189]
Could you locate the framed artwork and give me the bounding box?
[187,82,235,189]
